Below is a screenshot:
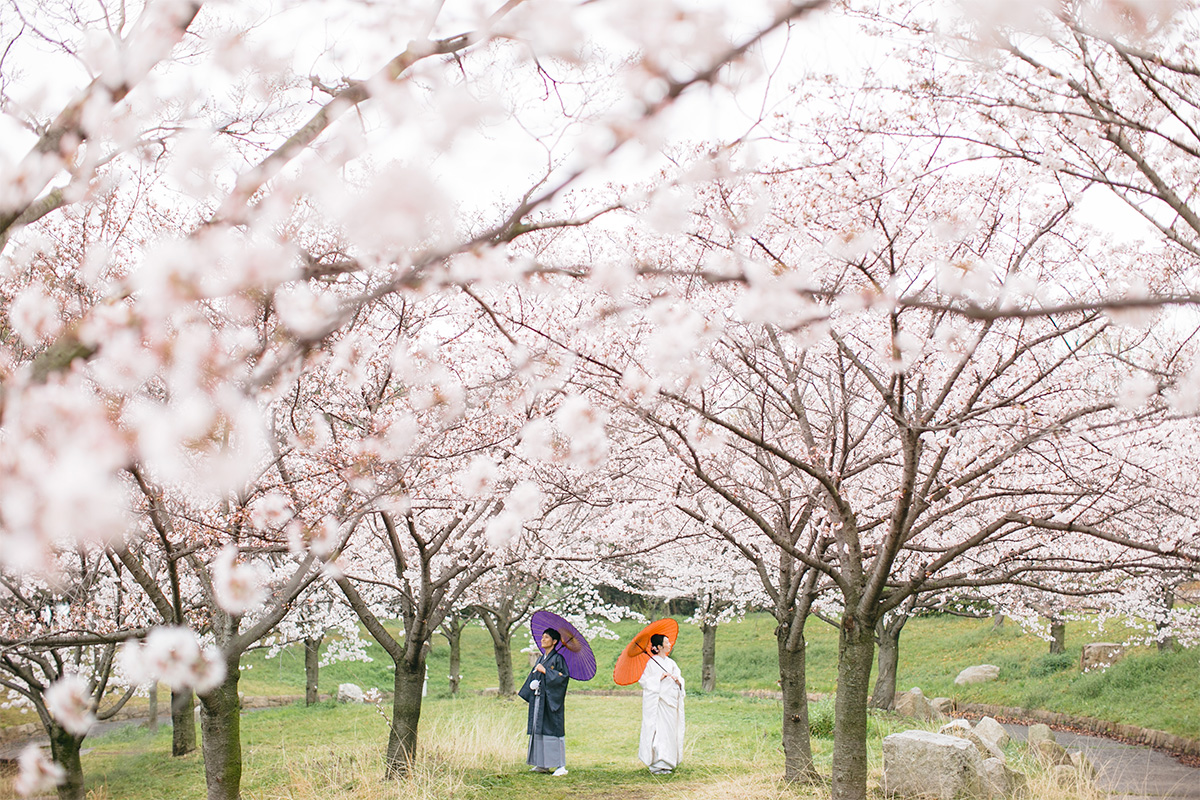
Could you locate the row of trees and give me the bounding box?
[3,2,1200,800]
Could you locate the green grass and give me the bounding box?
[233,612,1197,740]
[1,611,1195,799]
[28,691,1104,800]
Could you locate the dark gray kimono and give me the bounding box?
[518,649,569,737]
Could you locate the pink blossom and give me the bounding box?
[121,627,227,693]
[212,547,268,615]
[14,745,64,797]
[43,674,94,736]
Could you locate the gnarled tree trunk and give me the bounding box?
[446,625,463,695]
[199,668,242,800]
[385,651,428,778]
[304,634,322,706]
[48,723,85,800]
[492,633,514,696]
[146,683,159,733]
[831,609,876,800]
[869,620,900,711]
[701,622,717,692]
[171,688,196,756]
[1049,616,1066,655]
[777,622,816,783]
[1158,585,1177,652]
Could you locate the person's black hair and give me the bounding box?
[543,627,562,643]
[650,633,668,649]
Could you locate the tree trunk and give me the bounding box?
[304,635,322,706]
[447,626,462,696]
[1049,617,1066,655]
[991,611,1004,631]
[492,634,514,697]
[48,723,85,800]
[831,610,876,800]
[701,622,717,692]
[776,625,816,783]
[1157,585,1177,653]
[171,688,197,756]
[199,668,243,800]
[869,618,900,711]
[146,683,159,732]
[385,651,427,778]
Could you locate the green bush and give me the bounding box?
[1028,652,1075,677]
[808,698,835,738]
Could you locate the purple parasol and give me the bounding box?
[530,609,597,681]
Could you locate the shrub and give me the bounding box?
[1029,653,1075,677]
[808,698,835,739]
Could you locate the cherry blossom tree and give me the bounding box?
[114,471,328,800]
[0,546,148,800]
[504,116,1200,799]
[0,1,830,794]
[468,565,543,696]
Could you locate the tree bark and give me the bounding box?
[304,635,322,706]
[831,610,876,800]
[385,651,427,778]
[171,688,197,756]
[446,626,462,696]
[1049,617,1066,654]
[701,622,717,692]
[146,683,159,732]
[776,624,816,783]
[48,723,85,800]
[869,618,900,711]
[199,668,243,800]
[492,634,514,696]
[1157,585,1177,653]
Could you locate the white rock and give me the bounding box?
[954,664,1000,685]
[974,716,1011,750]
[336,683,365,703]
[883,730,983,800]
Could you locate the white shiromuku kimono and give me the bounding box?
[637,654,685,774]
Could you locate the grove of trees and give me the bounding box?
[2,2,1199,800]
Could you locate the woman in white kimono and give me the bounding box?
[637,633,685,774]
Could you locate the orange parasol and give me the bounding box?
[612,618,679,686]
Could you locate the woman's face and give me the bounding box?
[540,632,554,650]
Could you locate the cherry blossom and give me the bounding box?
[43,675,96,737]
[14,745,65,797]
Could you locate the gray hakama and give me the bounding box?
[518,649,570,770]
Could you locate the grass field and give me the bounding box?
[5,693,1101,800]
[0,611,1193,799]
[231,611,1198,739]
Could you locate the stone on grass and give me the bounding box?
[895,687,936,721]
[1080,643,1125,672]
[954,664,1001,685]
[974,716,1010,750]
[931,697,954,717]
[1052,764,1081,786]
[882,730,982,799]
[939,721,1005,761]
[938,719,972,736]
[1034,739,1073,767]
[981,756,1027,800]
[336,683,365,703]
[1069,750,1097,780]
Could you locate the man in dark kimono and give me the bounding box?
[518,627,570,775]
